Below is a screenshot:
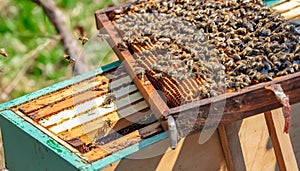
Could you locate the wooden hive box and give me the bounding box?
[0,0,299,170]
[0,61,170,170]
[1,61,297,171]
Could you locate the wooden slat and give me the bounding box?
[27,86,109,120]
[17,74,111,114]
[58,111,120,141]
[115,91,143,109]
[270,0,289,7]
[83,122,162,161]
[49,104,116,134]
[117,100,149,118]
[218,126,234,171]
[51,100,148,139]
[77,109,153,145]
[57,92,146,141]
[281,6,300,20]
[95,13,170,118]
[109,76,132,90]
[114,84,138,98]
[39,95,110,127]
[39,86,141,128]
[264,110,298,170]
[272,1,300,13]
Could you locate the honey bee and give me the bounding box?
[101,93,116,108]
[0,48,8,57]
[75,25,89,45]
[63,54,76,67]
[153,73,163,80]
[78,36,89,45]
[117,41,128,51]
[135,67,146,80]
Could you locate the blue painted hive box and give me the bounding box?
[0,61,167,171]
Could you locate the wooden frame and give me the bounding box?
[95,3,300,136]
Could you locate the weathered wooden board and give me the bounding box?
[9,64,164,163]
[265,109,298,170]
[224,114,278,170]
[170,72,300,136]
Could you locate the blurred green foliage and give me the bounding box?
[0,0,119,102]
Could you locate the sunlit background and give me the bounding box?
[0,0,130,103]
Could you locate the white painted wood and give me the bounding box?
[116,91,143,109]
[49,104,116,134]
[281,7,300,20]
[39,95,108,127]
[117,100,149,118]
[114,84,137,98]
[109,76,132,90]
[272,1,300,13]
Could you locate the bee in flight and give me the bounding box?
[63,54,76,67]
[0,48,8,57]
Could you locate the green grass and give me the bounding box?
[0,0,119,103]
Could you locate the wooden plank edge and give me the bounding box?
[17,71,125,114]
[167,71,300,116]
[218,126,234,171]
[264,110,298,170]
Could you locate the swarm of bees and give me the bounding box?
[113,0,300,107]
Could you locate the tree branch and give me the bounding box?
[0,37,59,101]
[32,0,89,75]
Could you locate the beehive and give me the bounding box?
[95,0,300,136]
[0,0,299,170]
[0,61,167,170]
